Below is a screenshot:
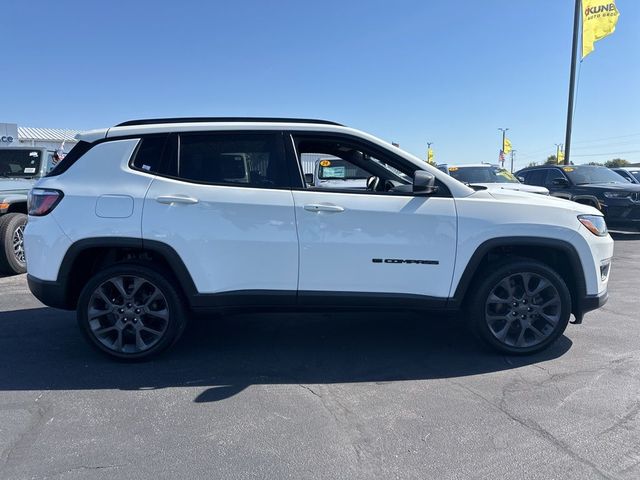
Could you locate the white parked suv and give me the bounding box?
[25,118,613,360]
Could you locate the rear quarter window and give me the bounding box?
[130,135,169,173]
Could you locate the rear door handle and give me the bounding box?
[303,203,345,213]
[155,195,199,205]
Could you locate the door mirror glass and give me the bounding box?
[517,176,525,183]
[413,170,437,194]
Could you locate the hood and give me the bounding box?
[473,187,601,216]
[577,182,640,192]
[471,182,549,195]
[0,178,35,195]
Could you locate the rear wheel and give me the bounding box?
[468,259,571,355]
[0,213,28,275]
[77,263,187,360]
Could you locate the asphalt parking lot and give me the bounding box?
[0,233,639,480]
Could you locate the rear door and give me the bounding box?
[141,131,299,300]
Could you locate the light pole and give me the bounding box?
[498,128,509,167]
[510,150,516,173]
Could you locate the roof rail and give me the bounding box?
[115,117,344,127]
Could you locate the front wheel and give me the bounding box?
[0,213,28,275]
[77,263,188,360]
[468,259,571,355]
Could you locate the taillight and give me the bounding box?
[28,189,64,216]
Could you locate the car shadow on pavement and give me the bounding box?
[0,307,572,403]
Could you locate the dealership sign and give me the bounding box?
[0,123,19,147]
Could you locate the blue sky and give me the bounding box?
[2,0,638,168]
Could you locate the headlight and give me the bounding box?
[578,215,608,237]
[603,191,631,199]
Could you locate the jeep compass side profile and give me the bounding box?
[25,118,613,360]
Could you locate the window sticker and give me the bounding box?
[319,160,331,167]
[563,167,574,172]
[29,151,39,157]
[142,164,151,171]
[448,166,459,171]
[322,166,346,178]
[24,167,36,174]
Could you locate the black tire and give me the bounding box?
[0,213,28,275]
[77,263,188,361]
[467,259,571,355]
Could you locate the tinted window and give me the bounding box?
[545,169,567,186]
[131,135,168,173]
[0,149,42,178]
[176,133,286,187]
[524,169,547,186]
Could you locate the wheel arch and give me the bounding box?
[450,237,586,315]
[56,237,197,310]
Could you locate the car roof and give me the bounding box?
[448,164,500,168]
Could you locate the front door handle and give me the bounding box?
[156,195,199,205]
[304,203,345,213]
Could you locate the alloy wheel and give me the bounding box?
[12,224,25,265]
[485,272,562,349]
[87,275,170,354]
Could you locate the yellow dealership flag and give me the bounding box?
[558,150,565,164]
[427,147,434,164]
[503,138,512,154]
[582,0,620,59]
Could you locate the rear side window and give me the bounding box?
[172,133,287,188]
[131,135,168,173]
[524,169,547,186]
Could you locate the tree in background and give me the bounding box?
[546,155,558,165]
[604,158,629,168]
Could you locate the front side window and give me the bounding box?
[545,169,568,187]
[174,133,287,188]
[525,170,547,186]
[294,135,414,193]
[0,149,42,178]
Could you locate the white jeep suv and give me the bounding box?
[25,118,613,360]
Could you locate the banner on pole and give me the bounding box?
[582,0,620,59]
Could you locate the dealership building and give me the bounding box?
[0,122,81,153]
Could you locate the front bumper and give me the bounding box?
[573,289,608,323]
[27,274,71,310]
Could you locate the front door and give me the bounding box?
[290,133,457,301]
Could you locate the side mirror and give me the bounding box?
[304,173,314,186]
[552,178,569,187]
[517,176,525,183]
[413,170,438,194]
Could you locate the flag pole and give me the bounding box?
[564,0,581,166]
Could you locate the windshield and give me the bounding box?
[317,159,370,180]
[563,166,628,185]
[448,166,519,184]
[628,170,640,182]
[0,149,42,178]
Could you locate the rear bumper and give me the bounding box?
[27,274,71,310]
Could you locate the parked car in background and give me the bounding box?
[517,164,640,231]
[611,167,640,184]
[447,164,549,195]
[0,146,53,274]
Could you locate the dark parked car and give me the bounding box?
[612,167,640,184]
[516,164,640,231]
